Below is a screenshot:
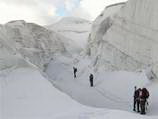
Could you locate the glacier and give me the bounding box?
[1,0,158,118]
[87,0,158,78]
[0,20,77,71]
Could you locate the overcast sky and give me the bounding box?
[0,0,127,25]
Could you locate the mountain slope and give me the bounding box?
[47,17,92,50]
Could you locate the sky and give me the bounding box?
[0,0,127,25]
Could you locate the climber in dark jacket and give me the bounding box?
[140,88,149,114]
[89,74,94,87]
[133,86,141,112]
[73,67,77,78]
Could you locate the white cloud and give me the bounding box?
[0,0,59,25]
[0,0,127,25]
[70,6,91,20]
[65,0,76,11]
[78,0,127,20]
[0,3,39,24]
[1,0,36,5]
[48,7,56,16]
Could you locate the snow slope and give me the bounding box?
[0,68,102,119]
[87,0,158,77]
[1,67,158,119]
[47,17,92,50]
[46,56,158,116]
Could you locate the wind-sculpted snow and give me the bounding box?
[0,20,75,70]
[87,0,158,77]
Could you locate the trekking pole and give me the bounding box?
[146,100,149,111]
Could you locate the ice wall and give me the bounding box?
[88,0,158,77]
[0,20,67,70]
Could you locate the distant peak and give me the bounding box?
[6,20,26,26]
[7,20,26,24]
[58,17,90,24]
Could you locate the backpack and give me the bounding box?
[141,88,149,99]
[90,74,93,80]
[73,67,77,72]
[146,90,149,98]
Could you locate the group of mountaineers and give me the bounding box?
[73,67,150,115]
[133,86,149,115]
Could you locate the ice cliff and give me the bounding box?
[0,20,70,70]
[87,0,158,78]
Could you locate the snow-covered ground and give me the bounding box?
[1,67,158,119]
[0,67,103,119]
[45,55,158,117]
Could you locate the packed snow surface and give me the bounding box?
[1,67,158,119]
[0,68,102,119]
[46,55,158,117]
